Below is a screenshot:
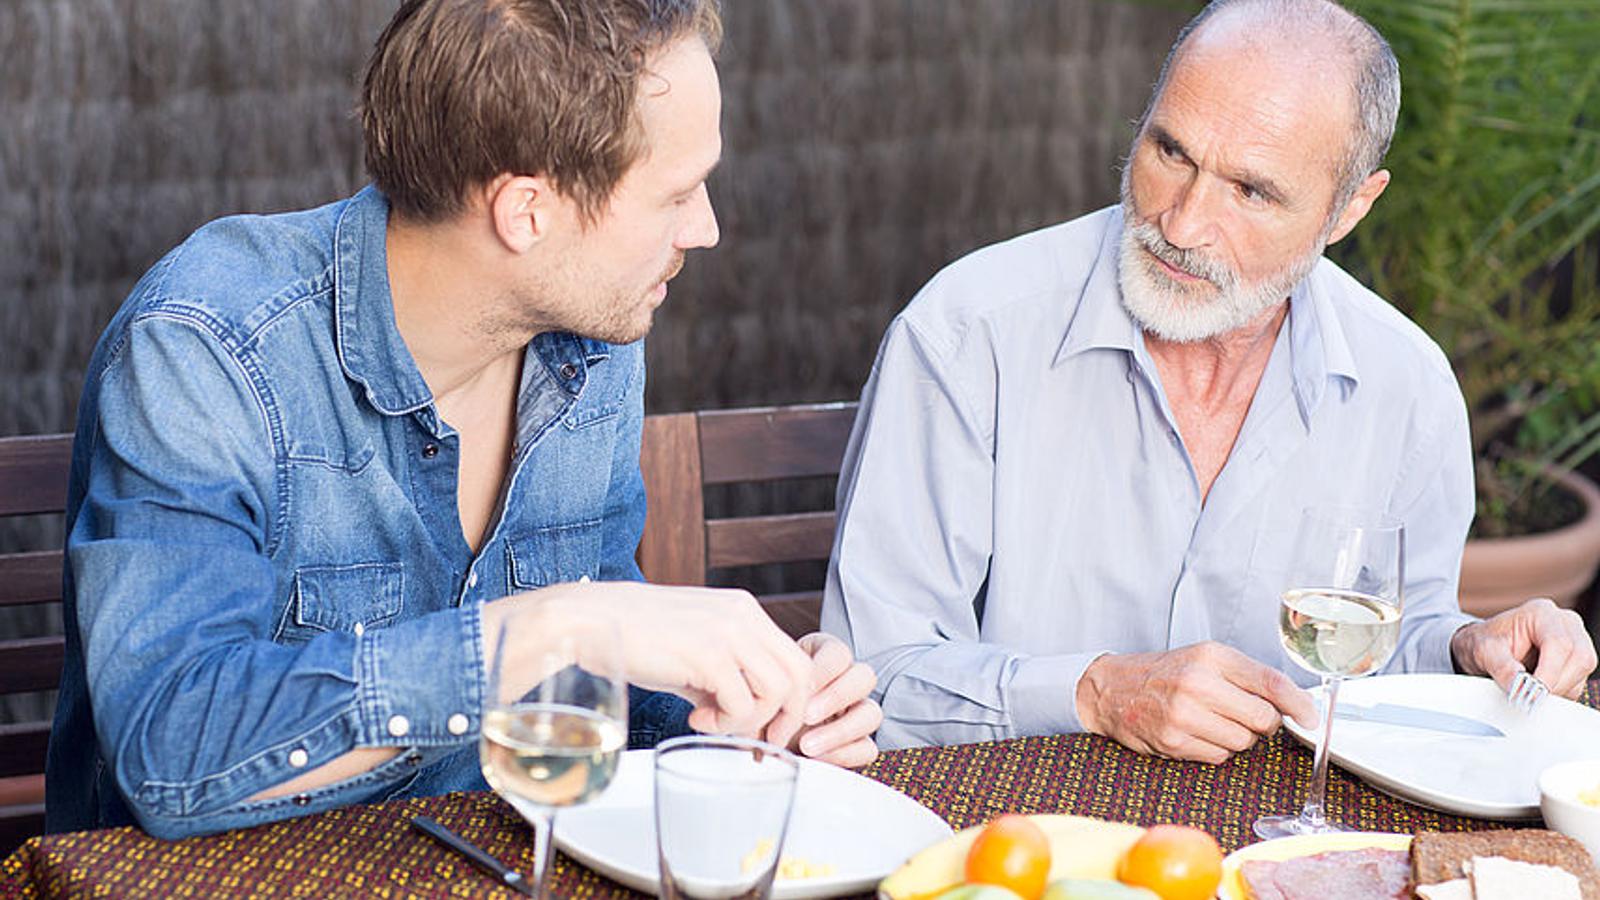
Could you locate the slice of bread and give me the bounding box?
[1411,831,1600,900]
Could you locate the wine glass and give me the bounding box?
[481,618,628,899]
[1254,507,1404,839]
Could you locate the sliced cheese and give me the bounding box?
[1470,855,1582,900]
[1413,879,1472,900]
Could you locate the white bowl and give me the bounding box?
[1539,758,1600,866]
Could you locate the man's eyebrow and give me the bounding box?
[682,155,722,193]
[1147,123,1289,204]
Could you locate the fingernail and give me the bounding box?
[800,734,822,756]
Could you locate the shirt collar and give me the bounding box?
[1051,204,1362,419]
[333,186,436,417]
[1286,260,1361,421]
[1053,206,1142,365]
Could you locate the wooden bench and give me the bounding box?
[0,401,857,854]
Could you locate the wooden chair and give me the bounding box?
[0,433,72,855]
[637,402,858,638]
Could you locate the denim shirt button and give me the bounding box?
[559,362,579,380]
[387,715,411,738]
[466,570,478,589]
[406,752,423,766]
[288,748,309,768]
[447,714,470,736]
[421,443,439,459]
[353,621,365,637]
[293,794,311,807]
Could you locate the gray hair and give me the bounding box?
[1140,0,1400,215]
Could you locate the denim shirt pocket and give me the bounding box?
[506,520,603,589]
[275,562,405,643]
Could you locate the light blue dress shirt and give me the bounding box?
[822,206,1477,749]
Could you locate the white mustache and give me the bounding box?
[1129,219,1235,289]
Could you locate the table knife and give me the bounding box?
[410,814,536,896]
[1333,702,1505,737]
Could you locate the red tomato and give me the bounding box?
[964,815,1052,900]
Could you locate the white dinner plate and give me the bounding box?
[553,749,953,899]
[1283,673,1600,819]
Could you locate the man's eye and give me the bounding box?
[1238,183,1267,204]
[1157,140,1181,160]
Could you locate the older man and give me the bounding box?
[823,0,1595,760]
[50,0,880,841]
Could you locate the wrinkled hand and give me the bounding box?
[1450,597,1597,700]
[762,633,883,768]
[1076,642,1318,764]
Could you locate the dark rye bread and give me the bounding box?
[1411,830,1600,900]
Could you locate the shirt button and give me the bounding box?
[288,748,309,768]
[293,794,311,807]
[559,362,579,380]
[447,714,470,736]
[387,715,411,738]
[421,443,439,459]
[353,622,365,637]
[467,570,479,589]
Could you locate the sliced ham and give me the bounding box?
[1239,848,1411,900]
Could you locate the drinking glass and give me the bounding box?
[655,736,800,900]
[481,619,627,899]
[1254,506,1404,838]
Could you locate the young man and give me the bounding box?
[49,0,880,841]
[824,0,1594,758]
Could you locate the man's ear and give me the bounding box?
[485,174,558,254]
[1326,169,1390,245]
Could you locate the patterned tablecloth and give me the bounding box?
[7,684,1586,899]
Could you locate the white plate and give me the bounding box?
[1283,673,1600,819]
[554,749,953,899]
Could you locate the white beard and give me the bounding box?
[1116,198,1326,343]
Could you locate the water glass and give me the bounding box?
[655,736,800,900]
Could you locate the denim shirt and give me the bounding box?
[47,186,692,840]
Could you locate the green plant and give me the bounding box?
[1334,0,1600,538]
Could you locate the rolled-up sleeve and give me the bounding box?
[72,313,482,839]
[823,317,1093,748]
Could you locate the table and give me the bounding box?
[6,686,1581,900]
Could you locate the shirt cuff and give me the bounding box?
[356,602,485,747]
[1005,651,1111,736]
[1408,610,1480,674]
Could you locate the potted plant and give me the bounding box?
[1336,0,1600,615]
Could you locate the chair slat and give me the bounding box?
[697,403,855,485]
[0,551,63,608]
[0,637,65,695]
[638,413,708,586]
[759,591,823,640]
[0,434,72,517]
[0,803,45,857]
[705,512,836,569]
[0,723,51,781]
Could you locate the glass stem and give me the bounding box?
[1301,674,1342,828]
[530,810,555,900]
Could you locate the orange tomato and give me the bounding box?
[964,815,1051,900]
[1114,825,1222,900]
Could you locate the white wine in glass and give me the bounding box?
[481,620,627,899]
[1255,508,1403,839]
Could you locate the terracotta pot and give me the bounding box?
[1458,469,1600,617]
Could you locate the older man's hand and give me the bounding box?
[762,633,883,768]
[1450,597,1598,700]
[1076,642,1319,764]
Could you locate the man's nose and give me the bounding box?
[678,184,719,250]
[1158,175,1223,251]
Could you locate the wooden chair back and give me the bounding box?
[638,402,858,637]
[0,433,72,854]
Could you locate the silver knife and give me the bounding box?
[1332,702,1505,737]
